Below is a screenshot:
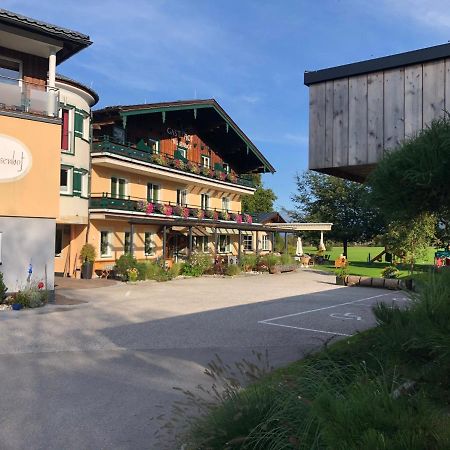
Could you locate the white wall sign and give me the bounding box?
[0,134,32,182]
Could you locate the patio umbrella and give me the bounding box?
[295,236,303,256]
[318,231,326,251]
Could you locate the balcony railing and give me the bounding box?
[0,76,59,118]
[89,193,253,224]
[92,136,257,189]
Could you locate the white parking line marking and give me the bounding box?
[258,292,393,324]
[329,312,362,321]
[260,321,351,337]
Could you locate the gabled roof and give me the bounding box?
[94,99,275,173]
[252,212,286,224]
[0,9,92,63]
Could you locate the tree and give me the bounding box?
[241,174,277,214]
[368,117,450,246]
[289,171,385,256]
[382,213,436,274]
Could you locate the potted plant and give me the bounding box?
[335,266,349,285]
[80,243,97,279]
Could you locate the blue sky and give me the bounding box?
[4,0,450,210]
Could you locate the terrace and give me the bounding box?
[0,76,59,118]
[91,136,257,189]
[89,193,253,224]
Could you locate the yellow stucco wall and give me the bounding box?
[0,115,60,218]
[91,166,242,212]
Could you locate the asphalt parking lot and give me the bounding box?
[0,270,408,449]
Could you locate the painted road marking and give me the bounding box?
[258,292,395,337]
[330,312,362,321]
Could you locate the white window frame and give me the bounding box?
[177,188,187,206]
[243,235,253,251]
[222,163,230,174]
[149,138,159,154]
[81,171,89,198]
[201,193,209,210]
[193,236,209,253]
[82,115,90,141]
[124,231,131,254]
[144,232,155,256]
[201,155,210,168]
[219,235,231,253]
[222,197,230,211]
[60,106,75,154]
[262,234,270,251]
[100,231,112,258]
[111,176,128,198]
[177,146,187,159]
[147,183,160,202]
[60,165,73,195]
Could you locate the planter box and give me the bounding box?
[336,276,347,285]
[270,264,297,274]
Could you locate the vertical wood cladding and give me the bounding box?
[308,58,450,171]
[0,46,47,86]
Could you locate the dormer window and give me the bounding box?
[222,163,230,174]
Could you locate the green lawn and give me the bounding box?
[302,245,437,278]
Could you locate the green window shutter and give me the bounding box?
[74,111,84,137]
[73,170,82,196]
[111,177,117,198]
[214,162,223,172]
[118,178,126,199]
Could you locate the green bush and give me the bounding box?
[182,254,212,277]
[240,254,257,272]
[225,264,241,276]
[381,265,400,279]
[115,253,137,280]
[168,262,183,279]
[13,285,48,308]
[79,243,96,263]
[135,262,147,281]
[279,252,294,265]
[259,253,278,271]
[0,272,7,301]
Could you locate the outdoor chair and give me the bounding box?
[99,264,115,279]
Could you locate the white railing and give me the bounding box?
[0,76,59,118]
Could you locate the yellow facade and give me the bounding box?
[0,115,60,219]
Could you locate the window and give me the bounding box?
[74,110,84,138]
[222,163,230,174]
[111,177,127,198]
[124,232,131,254]
[219,235,231,253]
[61,108,70,151]
[145,232,155,256]
[243,235,253,251]
[193,236,209,252]
[262,235,270,251]
[60,166,72,194]
[73,169,88,197]
[177,189,187,206]
[100,231,111,257]
[222,197,230,211]
[201,155,210,168]
[148,138,159,154]
[147,183,160,202]
[0,56,21,84]
[201,193,209,210]
[177,146,187,159]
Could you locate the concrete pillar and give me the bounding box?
[47,48,57,117]
[48,48,56,88]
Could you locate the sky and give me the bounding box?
[3,0,450,210]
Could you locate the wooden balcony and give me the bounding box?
[91,136,257,189]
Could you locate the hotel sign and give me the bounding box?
[0,135,32,182]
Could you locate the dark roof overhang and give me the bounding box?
[304,42,450,86]
[0,8,92,64]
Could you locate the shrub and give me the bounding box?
[127,267,138,282]
[13,284,48,308]
[115,253,137,280]
[279,252,294,265]
[381,265,400,279]
[219,211,230,221]
[168,262,183,279]
[240,254,257,272]
[80,243,96,263]
[225,264,241,276]
[144,261,165,280]
[260,253,278,271]
[182,254,212,277]
[0,272,7,301]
